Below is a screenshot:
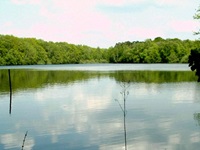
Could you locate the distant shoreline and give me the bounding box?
[0,34,199,65]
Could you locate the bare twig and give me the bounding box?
[115,99,124,113]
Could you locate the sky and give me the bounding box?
[0,0,199,48]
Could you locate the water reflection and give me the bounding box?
[194,113,200,126]
[111,71,196,83]
[0,132,34,150]
[8,69,12,115]
[1,67,200,150]
[0,69,197,93]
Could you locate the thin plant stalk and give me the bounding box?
[21,131,28,150]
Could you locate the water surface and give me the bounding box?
[0,64,200,150]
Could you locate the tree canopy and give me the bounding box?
[0,35,108,65]
[194,5,200,35]
[0,34,200,65]
[107,38,200,63]
[188,48,200,81]
[188,5,200,82]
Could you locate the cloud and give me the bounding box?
[152,0,194,8]
[128,27,164,40]
[11,0,41,5]
[3,0,199,47]
[2,22,13,27]
[99,0,150,6]
[169,20,199,32]
[18,0,113,46]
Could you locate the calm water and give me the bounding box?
[0,64,200,150]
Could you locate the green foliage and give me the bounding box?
[188,48,200,82]
[188,4,200,82]
[0,35,108,65]
[0,34,199,65]
[194,5,200,35]
[108,38,200,64]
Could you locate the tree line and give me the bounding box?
[0,34,108,65]
[0,34,200,65]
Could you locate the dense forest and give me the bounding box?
[0,34,200,65]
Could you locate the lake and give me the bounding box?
[0,64,200,150]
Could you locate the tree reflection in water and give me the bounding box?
[194,113,200,126]
[115,82,130,150]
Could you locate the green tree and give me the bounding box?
[0,34,198,65]
[188,48,200,82]
[143,43,161,63]
[194,5,200,35]
[188,5,200,81]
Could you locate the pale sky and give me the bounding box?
[0,0,199,48]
